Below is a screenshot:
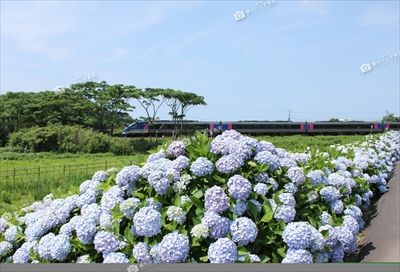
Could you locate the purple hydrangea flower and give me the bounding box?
[94,231,121,255]
[172,155,190,172]
[167,141,186,158]
[201,211,231,240]
[205,186,230,214]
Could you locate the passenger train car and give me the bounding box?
[122,120,400,136]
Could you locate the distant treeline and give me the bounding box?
[0,81,206,146]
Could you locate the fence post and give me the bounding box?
[38,166,40,181]
[85,164,88,176]
[130,160,132,165]
[105,161,108,170]
[63,164,66,175]
[13,168,16,184]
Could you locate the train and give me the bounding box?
[122,120,400,136]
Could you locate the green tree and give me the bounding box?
[382,113,400,122]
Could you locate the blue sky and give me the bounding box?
[1,0,399,122]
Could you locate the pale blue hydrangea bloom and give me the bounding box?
[115,166,140,187]
[343,215,359,236]
[167,141,186,158]
[0,218,9,233]
[92,171,108,182]
[329,245,344,262]
[329,199,344,214]
[38,233,56,260]
[100,186,125,212]
[254,151,281,171]
[274,205,296,223]
[254,173,269,183]
[76,255,91,263]
[278,193,296,207]
[12,247,29,263]
[132,207,162,237]
[282,222,314,249]
[81,203,101,223]
[190,157,214,177]
[282,249,313,263]
[230,217,258,246]
[319,186,341,202]
[267,178,279,191]
[103,252,129,263]
[215,154,244,174]
[0,241,13,257]
[148,170,170,195]
[284,182,298,194]
[254,183,268,196]
[205,186,230,213]
[315,252,329,263]
[120,198,140,219]
[50,234,71,261]
[75,217,96,244]
[166,206,187,225]
[94,231,121,255]
[208,238,237,263]
[172,155,190,172]
[4,225,21,243]
[99,211,112,230]
[343,205,362,220]
[307,170,325,186]
[232,200,247,216]
[320,211,332,226]
[156,232,189,263]
[227,175,252,201]
[201,211,231,240]
[237,254,261,263]
[133,242,152,265]
[287,167,305,186]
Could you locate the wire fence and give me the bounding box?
[0,160,135,182]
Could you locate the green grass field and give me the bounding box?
[0,134,366,215]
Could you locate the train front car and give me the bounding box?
[122,121,149,136]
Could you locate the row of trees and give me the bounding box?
[0,81,206,146]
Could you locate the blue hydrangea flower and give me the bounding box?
[0,218,9,233]
[99,212,112,230]
[254,183,268,196]
[320,211,332,226]
[92,171,108,182]
[343,215,359,236]
[330,226,356,253]
[156,232,189,263]
[232,200,247,216]
[307,170,325,187]
[230,217,258,246]
[284,182,298,194]
[287,167,305,186]
[327,173,346,187]
[75,217,97,244]
[132,207,162,237]
[282,249,313,263]
[38,233,56,260]
[190,223,209,239]
[0,241,13,257]
[190,157,214,177]
[215,154,244,174]
[50,234,71,261]
[103,252,129,263]
[120,198,140,219]
[94,231,121,255]
[166,206,187,225]
[148,170,170,195]
[274,205,296,223]
[279,193,296,207]
[167,141,186,158]
[208,238,237,263]
[100,186,125,212]
[4,225,21,243]
[201,211,231,240]
[267,178,279,191]
[315,252,329,263]
[282,222,314,249]
[237,253,261,263]
[280,158,298,168]
[319,186,341,202]
[227,175,252,201]
[133,242,152,265]
[249,199,262,213]
[12,248,29,263]
[81,203,101,223]
[115,166,140,187]
[76,255,92,263]
[254,151,281,171]
[329,244,344,262]
[205,186,230,213]
[147,150,166,163]
[329,199,344,214]
[254,173,268,183]
[172,155,190,172]
[344,205,362,220]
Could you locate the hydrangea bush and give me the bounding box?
[0,130,399,264]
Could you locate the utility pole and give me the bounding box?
[288,109,291,121]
